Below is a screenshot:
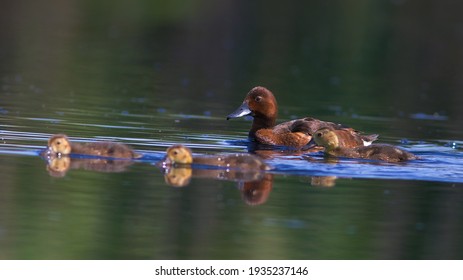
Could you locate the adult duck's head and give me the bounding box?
[227,86,278,131]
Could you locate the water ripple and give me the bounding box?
[1,128,462,183]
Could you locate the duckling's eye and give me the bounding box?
[317,133,322,137]
[56,141,61,145]
[172,150,178,155]
[254,96,262,102]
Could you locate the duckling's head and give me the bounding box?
[165,145,193,165]
[313,128,340,151]
[48,134,72,155]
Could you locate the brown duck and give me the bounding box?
[227,86,377,148]
[313,128,418,162]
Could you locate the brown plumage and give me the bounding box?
[313,128,418,162]
[45,134,141,159]
[164,144,270,171]
[227,86,377,148]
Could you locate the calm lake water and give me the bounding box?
[1,0,462,259]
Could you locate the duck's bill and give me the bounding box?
[41,147,57,158]
[161,156,172,167]
[226,103,252,120]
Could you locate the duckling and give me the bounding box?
[313,128,418,162]
[227,86,378,148]
[164,144,270,171]
[45,134,141,159]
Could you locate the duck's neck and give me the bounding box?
[249,115,276,137]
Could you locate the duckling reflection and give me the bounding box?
[310,176,338,187]
[42,134,141,159]
[163,167,192,187]
[163,165,267,187]
[45,156,135,177]
[46,156,71,177]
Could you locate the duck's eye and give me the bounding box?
[255,96,262,102]
[173,150,178,155]
[56,141,61,145]
[317,133,322,137]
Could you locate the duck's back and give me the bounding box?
[299,120,379,148]
[73,142,140,159]
[356,144,417,162]
[334,129,379,148]
[223,154,270,171]
[193,154,269,171]
[288,117,343,134]
[331,144,417,162]
[255,118,342,147]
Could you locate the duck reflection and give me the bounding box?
[239,173,273,205]
[45,156,136,177]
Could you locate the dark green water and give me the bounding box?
[0,0,462,259]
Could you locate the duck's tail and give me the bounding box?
[362,134,379,146]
